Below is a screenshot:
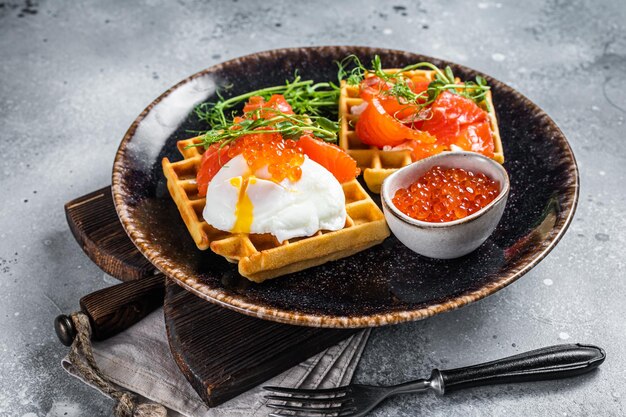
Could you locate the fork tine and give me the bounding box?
[269,410,356,417]
[263,386,349,396]
[267,403,346,413]
[265,394,353,405]
[269,413,332,417]
[269,408,357,417]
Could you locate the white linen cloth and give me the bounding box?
[62,308,370,417]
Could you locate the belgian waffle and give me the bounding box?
[339,69,504,193]
[162,137,390,283]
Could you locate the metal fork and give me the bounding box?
[264,344,605,417]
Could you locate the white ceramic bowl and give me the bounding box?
[381,151,510,259]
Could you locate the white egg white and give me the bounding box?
[202,154,346,242]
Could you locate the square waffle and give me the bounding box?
[339,69,504,193]
[162,137,391,283]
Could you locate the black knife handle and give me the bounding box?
[434,344,605,394]
[54,273,165,346]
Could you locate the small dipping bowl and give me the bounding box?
[381,151,510,259]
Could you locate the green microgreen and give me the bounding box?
[336,54,367,86]
[336,54,491,111]
[190,54,491,150]
[195,75,342,128]
[188,109,338,150]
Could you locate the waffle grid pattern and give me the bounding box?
[339,69,504,193]
[162,137,390,282]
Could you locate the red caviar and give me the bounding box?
[196,133,306,197]
[196,94,359,196]
[229,132,305,183]
[392,166,500,223]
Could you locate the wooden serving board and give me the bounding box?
[65,187,356,407]
[65,187,156,281]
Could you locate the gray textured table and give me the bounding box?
[1,0,624,416]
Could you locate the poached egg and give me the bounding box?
[202,154,346,242]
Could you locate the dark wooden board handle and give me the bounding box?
[55,273,165,346]
[58,186,165,345]
[65,186,156,281]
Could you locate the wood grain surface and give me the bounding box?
[65,186,156,281]
[164,280,357,407]
[66,186,356,407]
[80,273,166,341]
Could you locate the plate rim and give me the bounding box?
[112,46,579,328]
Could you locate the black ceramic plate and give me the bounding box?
[113,47,578,328]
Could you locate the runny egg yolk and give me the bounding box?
[202,153,347,243]
[226,133,306,234]
[229,176,255,233]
